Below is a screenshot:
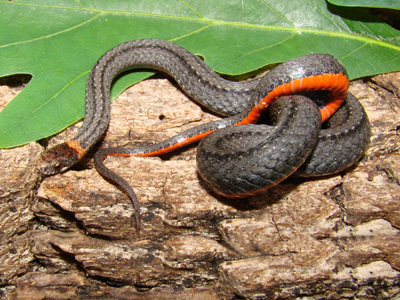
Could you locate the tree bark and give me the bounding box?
[1,73,399,299]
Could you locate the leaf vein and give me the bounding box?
[175,0,203,18]
[0,13,101,49]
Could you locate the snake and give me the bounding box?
[37,39,370,229]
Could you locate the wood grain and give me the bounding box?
[1,74,399,299]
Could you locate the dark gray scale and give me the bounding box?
[196,95,322,197]
[296,93,370,176]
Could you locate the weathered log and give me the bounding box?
[1,74,399,299]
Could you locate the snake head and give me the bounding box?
[37,142,81,175]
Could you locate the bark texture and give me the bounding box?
[1,73,399,299]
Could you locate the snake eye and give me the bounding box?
[53,162,62,171]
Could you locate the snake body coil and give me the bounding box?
[37,39,370,229]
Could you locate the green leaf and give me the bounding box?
[327,0,400,10]
[0,0,399,148]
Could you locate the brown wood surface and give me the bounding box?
[0,72,399,299]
